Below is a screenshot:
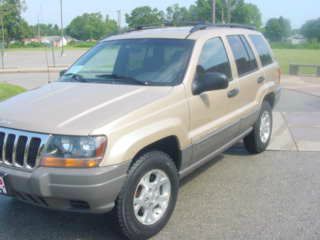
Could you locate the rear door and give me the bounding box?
[248,34,280,86]
[227,35,263,131]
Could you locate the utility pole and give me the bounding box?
[211,0,216,24]
[223,0,231,23]
[37,15,41,40]
[60,0,64,56]
[0,12,5,69]
[117,10,121,31]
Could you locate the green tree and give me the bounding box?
[0,0,28,43]
[125,6,164,28]
[231,2,261,28]
[66,13,117,41]
[265,17,291,42]
[32,24,60,37]
[223,0,241,23]
[166,4,190,25]
[301,18,320,42]
[188,0,224,23]
[187,0,261,27]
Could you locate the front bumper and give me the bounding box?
[0,163,129,214]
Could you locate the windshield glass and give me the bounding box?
[60,39,194,86]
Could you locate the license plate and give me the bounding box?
[0,175,7,195]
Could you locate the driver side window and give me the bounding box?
[198,38,232,81]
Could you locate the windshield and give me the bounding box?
[60,39,195,86]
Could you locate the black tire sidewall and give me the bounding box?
[255,102,273,151]
[117,151,179,240]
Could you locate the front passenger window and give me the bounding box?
[198,38,232,81]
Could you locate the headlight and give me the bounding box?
[40,135,107,168]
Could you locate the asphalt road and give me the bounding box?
[2,50,85,69]
[0,82,319,239]
[1,151,319,240]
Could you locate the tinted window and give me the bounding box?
[249,35,274,66]
[240,36,258,70]
[198,38,232,80]
[227,35,258,76]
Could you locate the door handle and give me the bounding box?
[228,88,240,98]
[257,76,265,84]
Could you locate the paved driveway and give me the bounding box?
[1,151,319,240]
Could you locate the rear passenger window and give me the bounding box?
[198,38,232,80]
[249,35,274,66]
[227,35,258,76]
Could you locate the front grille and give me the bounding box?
[0,128,49,170]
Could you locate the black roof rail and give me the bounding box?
[190,23,257,33]
[126,23,175,33]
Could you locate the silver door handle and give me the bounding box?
[228,88,240,98]
[257,76,265,84]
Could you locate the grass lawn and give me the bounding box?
[0,83,25,101]
[273,49,320,75]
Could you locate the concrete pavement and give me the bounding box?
[268,77,320,152]
[0,151,319,240]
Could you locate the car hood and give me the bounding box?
[0,82,172,135]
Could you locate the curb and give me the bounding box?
[0,67,67,74]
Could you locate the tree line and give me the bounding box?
[1,0,320,45]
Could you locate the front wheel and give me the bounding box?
[244,101,273,154]
[115,151,179,240]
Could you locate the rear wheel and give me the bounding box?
[115,151,179,240]
[244,101,273,154]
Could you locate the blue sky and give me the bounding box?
[23,0,320,28]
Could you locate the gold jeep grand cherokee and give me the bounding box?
[0,24,281,239]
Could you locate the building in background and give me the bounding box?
[22,36,75,47]
[288,34,307,45]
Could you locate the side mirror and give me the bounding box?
[60,69,67,77]
[192,70,229,95]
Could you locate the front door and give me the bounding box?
[188,37,242,162]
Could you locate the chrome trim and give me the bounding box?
[23,138,31,168]
[0,127,49,171]
[12,135,18,166]
[2,133,7,164]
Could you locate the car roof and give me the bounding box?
[103,26,261,42]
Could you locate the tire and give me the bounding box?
[244,101,273,154]
[115,151,179,240]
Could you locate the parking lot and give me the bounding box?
[0,51,320,239]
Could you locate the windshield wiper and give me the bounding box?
[96,74,148,86]
[62,73,88,83]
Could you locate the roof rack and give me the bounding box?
[190,23,257,33]
[103,23,257,40]
[126,22,175,33]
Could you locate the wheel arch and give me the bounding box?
[130,136,182,171]
[262,92,276,109]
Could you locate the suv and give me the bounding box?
[0,24,280,239]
